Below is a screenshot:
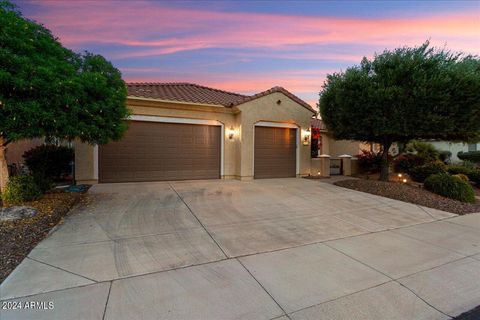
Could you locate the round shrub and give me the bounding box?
[23,145,74,181]
[409,160,447,182]
[1,175,42,205]
[447,165,473,176]
[424,173,476,203]
[452,174,469,182]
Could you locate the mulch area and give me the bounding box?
[334,179,480,215]
[0,192,85,283]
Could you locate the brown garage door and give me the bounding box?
[254,126,297,179]
[99,121,221,183]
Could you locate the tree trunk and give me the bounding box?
[379,142,392,182]
[0,137,9,193]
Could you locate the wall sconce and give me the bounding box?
[228,126,235,140]
[303,128,310,145]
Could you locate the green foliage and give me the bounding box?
[355,150,384,173]
[439,151,452,163]
[1,175,42,204]
[23,145,73,180]
[447,165,480,186]
[458,151,480,163]
[0,1,129,146]
[409,160,447,182]
[424,173,475,203]
[32,173,54,193]
[393,154,425,174]
[452,174,469,182]
[319,41,480,180]
[405,140,440,163]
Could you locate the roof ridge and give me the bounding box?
[127,82,247,97]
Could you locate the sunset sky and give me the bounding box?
[14,0,480,108]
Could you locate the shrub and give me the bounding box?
[409,160,447,182]
[1,175,42,204]
[468,170,480,185]
[23,145,74,181]
[458,151,480,163]
[356,150,384,173]
[447,165,474,176]
[439,150,452,163]
[32,173,54,193]
[393,154,425,173]
[405,140,440,163]
[452,174,469,182]
[424,173,476,203]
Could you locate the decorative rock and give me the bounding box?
[0,206,38,221]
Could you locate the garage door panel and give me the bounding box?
[254,126,296,179]
[99,121,221,183]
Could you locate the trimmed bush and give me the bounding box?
[469,170,480,185]
[424,173,476,203]
[23,145,74,181]
[409,160,447,182]
[458,151,480,163]
[405,140,440,163]
[452,174,469,182]
[355,150,385,173]
[1,175,42,204]
[393,154,425,174]
[447,165,473,176]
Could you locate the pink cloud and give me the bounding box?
[26,0,480,60]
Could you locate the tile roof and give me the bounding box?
[127,82,247,106]
[311,118,327,131]
[127,82,316,113]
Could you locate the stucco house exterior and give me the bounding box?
[75,83,316,184]
[428,141,479,163]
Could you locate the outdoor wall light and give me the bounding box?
[402,178,407,183]
[303,128,310,145]
[228,126,235,140]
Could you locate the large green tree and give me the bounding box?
[0,1,129,190]
[319,42,480,181]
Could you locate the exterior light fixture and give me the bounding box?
[303,128,311,145]
[402,178,407,183]
[398,173,402,178]
[228,126,235,140]
[317,171,321,175]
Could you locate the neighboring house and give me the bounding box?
[429,141,480,163]
[310,118,380,157]
[75,83,316,184]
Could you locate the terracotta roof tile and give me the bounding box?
[127,82,247,106]
[127,82,316,113]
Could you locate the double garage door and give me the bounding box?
[99,121,297,183]
[99,121,221,183]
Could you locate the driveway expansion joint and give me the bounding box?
[26,256,98,283]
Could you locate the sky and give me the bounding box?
[13,0,480,108]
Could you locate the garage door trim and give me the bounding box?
[253,121,300,177]
[93,115,225,180]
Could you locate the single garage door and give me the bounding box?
[254,126,297,179]
[99,121,221,183]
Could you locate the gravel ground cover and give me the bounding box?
[335,179,480,215]
[0,191,84,283]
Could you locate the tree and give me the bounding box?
[319,42,480,181]
[0,1,129,191]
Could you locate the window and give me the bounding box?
[468,143,477,152]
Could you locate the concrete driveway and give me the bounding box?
[1,178,480,320]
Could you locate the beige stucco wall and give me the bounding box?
[6,138,44,165]
[75,93,314,183]
[237,92,314,179]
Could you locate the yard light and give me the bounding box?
[402,178,407,183]
[398,173,403,178]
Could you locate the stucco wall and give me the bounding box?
[430,141,480,163]
[6,138,44,165]
[75,93,314,183]
[236,92,314,179]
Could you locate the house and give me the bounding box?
[310,118,381,157]
[75,83,316,184]
[428,141,480,163]
[5,138,44,173]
